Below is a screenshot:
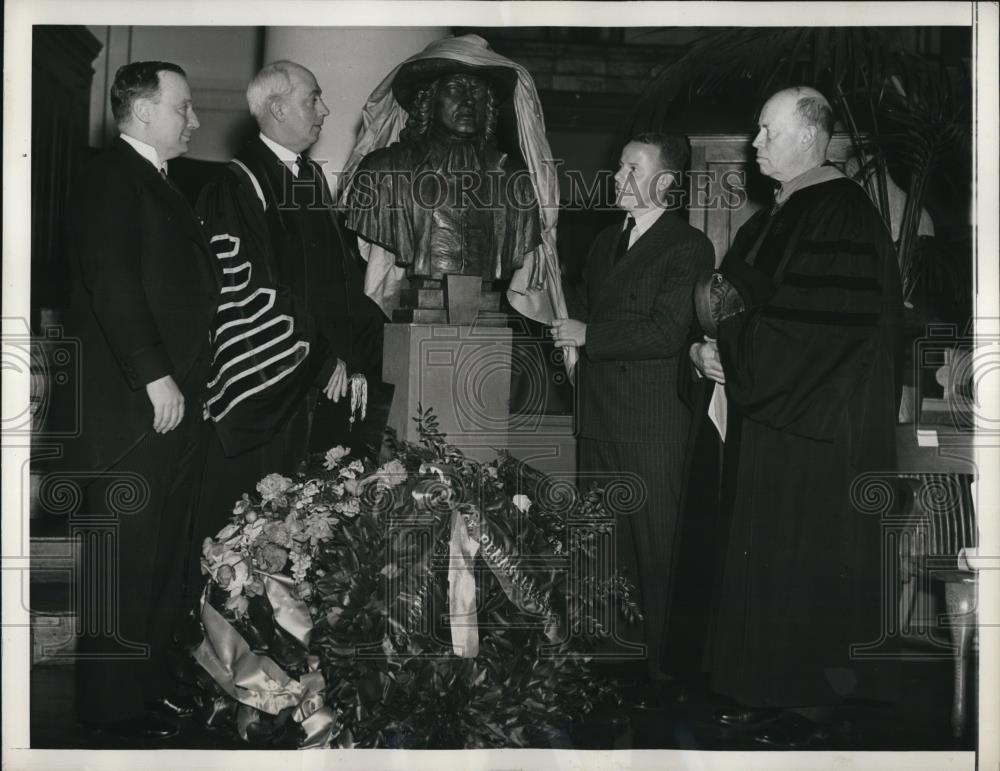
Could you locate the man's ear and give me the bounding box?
[801,124,818,150]
[655,171,676,196]
[267,95,285,123]
[132,97,152,125]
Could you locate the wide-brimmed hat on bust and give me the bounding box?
[391,58,516,111]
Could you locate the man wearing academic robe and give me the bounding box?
[691,87,903,746]
[195,61,380,536]
[63,61,219,740]
[553,133,714,703]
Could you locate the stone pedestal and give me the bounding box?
[382,324,513,461]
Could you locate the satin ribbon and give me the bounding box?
[444,503,563,657]
[295,660,336,748]
[262,572,313,648]
[447,507,481,657]
[193,593,336,747]
[193,596,307,716]
[476,517,563,644]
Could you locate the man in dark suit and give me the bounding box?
[195,61,382,538]
[552,133,714,703]
[64,61,219,740]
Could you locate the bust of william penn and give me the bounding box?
[345,59,541,283]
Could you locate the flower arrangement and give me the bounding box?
[193,408,640,749]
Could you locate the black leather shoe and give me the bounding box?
[84,714,179,741]
[714,706,782,727]
[754,712,830,748]
[146,695,196,718]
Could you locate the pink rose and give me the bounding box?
[324,446,351,470]
[217,564,235,590]
[374,459,407,487]
[256,473,293,502]
[262,521,292,547]
[255,543,289,573]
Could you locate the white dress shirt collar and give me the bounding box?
[625,207,665,249]
[259,132,301,177]
[120,133,165,173]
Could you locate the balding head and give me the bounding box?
[786,86,834,140]
[247,60,329,152]
[752,86,834,182]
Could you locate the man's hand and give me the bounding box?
[690,338,725,384]
[323,359,348,403]
[550,318,587,348]
[145,374,185,433]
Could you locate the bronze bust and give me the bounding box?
[345,60,541,286]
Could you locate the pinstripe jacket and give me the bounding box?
[575,210,715,444]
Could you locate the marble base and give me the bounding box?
[382,323,513,462]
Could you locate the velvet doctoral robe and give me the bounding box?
[196,136,370,457]
[710,176,903,707]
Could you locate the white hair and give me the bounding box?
[246,61,303,120]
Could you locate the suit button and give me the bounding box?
[619,365,627,373]
[629,293,637,300]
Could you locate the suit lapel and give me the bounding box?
[614,210,678,271]
[593,211,680,307]
[111,138,221,287]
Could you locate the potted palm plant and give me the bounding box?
[630,27,972,312]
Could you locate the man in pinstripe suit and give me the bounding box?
[553,134,714,702]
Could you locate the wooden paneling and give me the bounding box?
[688,133,856,265]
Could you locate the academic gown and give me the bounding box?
[196,137,368,458]
[195,138,383,535]
[709,177,903,707]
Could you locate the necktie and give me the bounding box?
[614,215,635,264]
[294,155,330,209]
[159,167,182,195]
[296,155,313,180]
